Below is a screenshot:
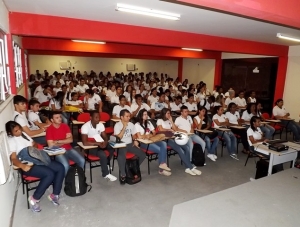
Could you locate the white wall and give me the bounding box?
[0,0,9,33]
[29,55,179,78]
[222,52,275,59]
[283,46,300,120]
[182,59,215,91]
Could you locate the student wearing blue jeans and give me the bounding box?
[135,109,171,176]
[46,111,85,175]
[6,120,65,212]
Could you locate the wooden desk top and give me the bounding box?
[195,129,213,134]
[265,119,281,123]
[111,119,121,122]
[77,142,98,149]
[137,139,153,144]
[215,127,231,131]
[230,125,246,129]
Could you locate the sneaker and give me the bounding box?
[48,194,60,206]
[230,154,239,160]
[104,174,117,182]
[207,154,216,162]
[185,168,196,176]
[28,196,41,212]
[159,163,171,172]
[192,167,202,175]
[213,155,218,159]
[159,170,172,176]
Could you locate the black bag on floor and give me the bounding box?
[64,165,91,197]
[125,156,142,185]
[255,160,278,179]
[192,143,205,166]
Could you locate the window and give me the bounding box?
[13,42,23,87]
[0,32,11,101]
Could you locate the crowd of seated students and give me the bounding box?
[8,70,300,212]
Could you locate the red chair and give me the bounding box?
[40,101,50,107]
[77,113,90,122]
[78,96,85,101]
[19,171,40,209]
[100,112,114,134]
[112,150,135,171]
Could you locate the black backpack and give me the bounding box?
[192,143,206,167]
[64,165,91,197]
[125,157,142,185]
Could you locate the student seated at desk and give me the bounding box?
[112,95,131,119]
[193,107,219,162]
[170,95,183,115]
[157,108,201,175]
[247,91,256,103]
[13,95,47,145]
[28,99,51,128]
[114,109,146,185]
[225,103,250,154]
[150,92,169,119]
[84,89,103,112]
[6,121,64,212]
[273,99,300,142]
[131,94,150,117]
[135,109,171,176]
[224,90,235,108]
[255,102,275,140]
[81,111,117,181]
[34,85,52,104]
[212,106,238,160]
[147,88,159,106]
[234,91,247,109]
[241,103,256,125]
[46,111,85,175]
[175,106,206,165]
[184,94,198,116]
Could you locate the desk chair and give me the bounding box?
[100,112,114,135]
[20,172,40,209]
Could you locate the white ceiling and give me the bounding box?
[4,0,300,46]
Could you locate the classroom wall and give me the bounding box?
[0,0,9,33]
[182,59,215,91]
[29,55,179,78]
[283,46,300,120]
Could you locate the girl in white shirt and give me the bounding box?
[247,116,266,146]
[135,109,171,176]
[193,107,219,162]
[234,91,247,109]
[157,108,200,175]
[127,89,136,106]
[273,99,300,142]
[212,106,238,160]
[147,88,159,106]
[241,103,256,123]
[247,91,256,103]
[6,121,64,212]
[196,85,206,106]
[225,103,250,154]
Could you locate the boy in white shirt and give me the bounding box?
[234,91,247,109]
[77,79,89,95]
[150,92,169,119]
[112,95,131,119]
[184,94,197,116]
[34,85,53,104]
[175,106,206,164]
[81,111,117,181]
[131,94,150,117]
[114,109,146,184]
[170,96,183,114]
[28,99,51,129]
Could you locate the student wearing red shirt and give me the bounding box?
[46,111,85,175]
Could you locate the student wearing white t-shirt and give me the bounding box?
[6,120,64,212]
[13,95,47,145]
[135,109,171,176]
[170,96,183,114]
[225,103,249,154]
[184,94,197,116]
[150,92,169,119]
[34,85,52,104]
[212,106,238,160]
[28,99,51,129]
[81,111,117,181]
[193,107,219,162]
[234,91,247,109]
[77,79,89,95]
[157,108,200,175]
[247,91,257,103]
[175,106,206,166]
[114,109,146,184]
[273,99,300,142]
[241,103,256,124]
[147,88,159,106]
[247,116,265,146]
[131,94,150,117]
[53,81,62,96]
[84,89,102,112]
[112,95,131,119]
[224,90,235,108]
[110,86,123,104]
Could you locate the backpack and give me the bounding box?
[64,165,91,197]
[192,143,206,167]
[124,157,142,185]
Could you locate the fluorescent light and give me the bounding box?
[116,3,180,20]
[276,33,300,42]
[182,48,203,52]
[72,40,106,44]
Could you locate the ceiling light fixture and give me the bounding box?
[276,33,300,42]
[116,3,180,20]
[182,48,203,52]
[72,40,106,44]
